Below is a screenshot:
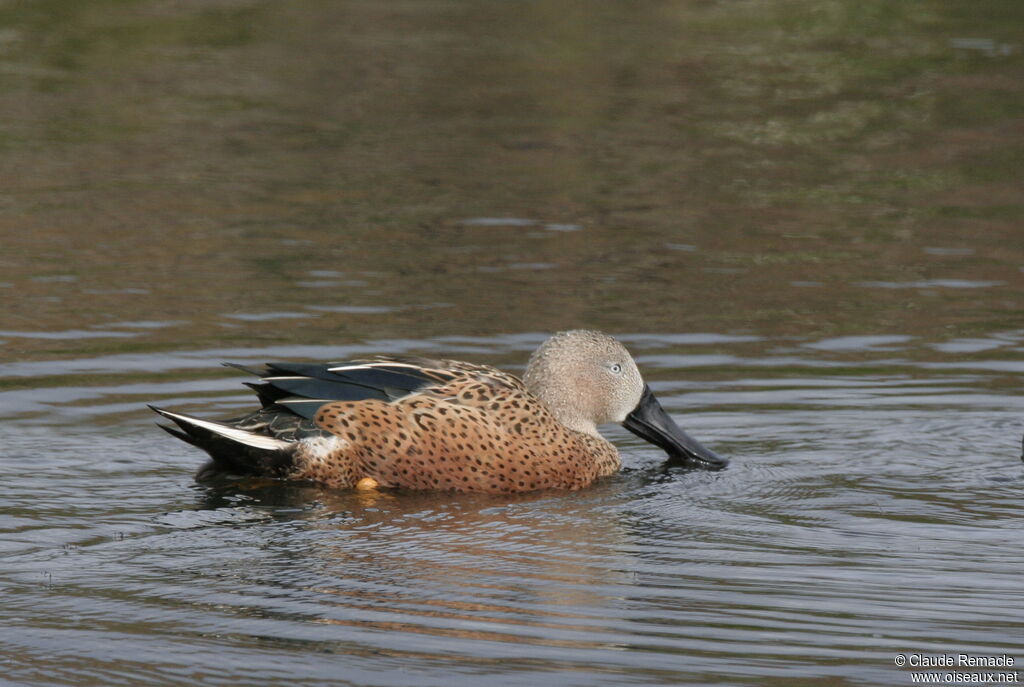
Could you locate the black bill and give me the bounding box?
[622,384,729,470]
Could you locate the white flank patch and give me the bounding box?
[160,409,291,451]
[298,435,349,459]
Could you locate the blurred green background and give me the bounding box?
[1,0,1021,359]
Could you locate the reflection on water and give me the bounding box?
[3,333,1023,686]
[0,0,1021,358]
[1,0,1023,685]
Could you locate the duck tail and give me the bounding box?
[149,405,295,481]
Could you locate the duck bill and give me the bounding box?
[622,385,728,470]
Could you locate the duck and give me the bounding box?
[150,330,728,493]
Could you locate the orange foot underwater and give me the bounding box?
[150,330,728,493]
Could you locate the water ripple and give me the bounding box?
[2,332,1023,686]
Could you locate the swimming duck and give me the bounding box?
[151,330,727,492]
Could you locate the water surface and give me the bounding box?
[1,1,1023,685]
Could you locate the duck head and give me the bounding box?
[524,330,728,470]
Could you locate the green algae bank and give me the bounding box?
[1,1,1022,685]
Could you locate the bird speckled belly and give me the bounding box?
[302,380,621,492]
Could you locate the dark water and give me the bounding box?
[2,1,1023,685]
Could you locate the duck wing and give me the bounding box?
[152,356,528,482]
[230,355,525,422]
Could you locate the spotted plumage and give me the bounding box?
[151,330,727,493]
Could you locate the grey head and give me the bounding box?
[524,330,728,470]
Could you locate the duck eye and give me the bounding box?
[609,363,622,375]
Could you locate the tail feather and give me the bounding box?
[243,381,288,407]
[221,362,264,376]
[149,405,295,480]
[157,422,198,446]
